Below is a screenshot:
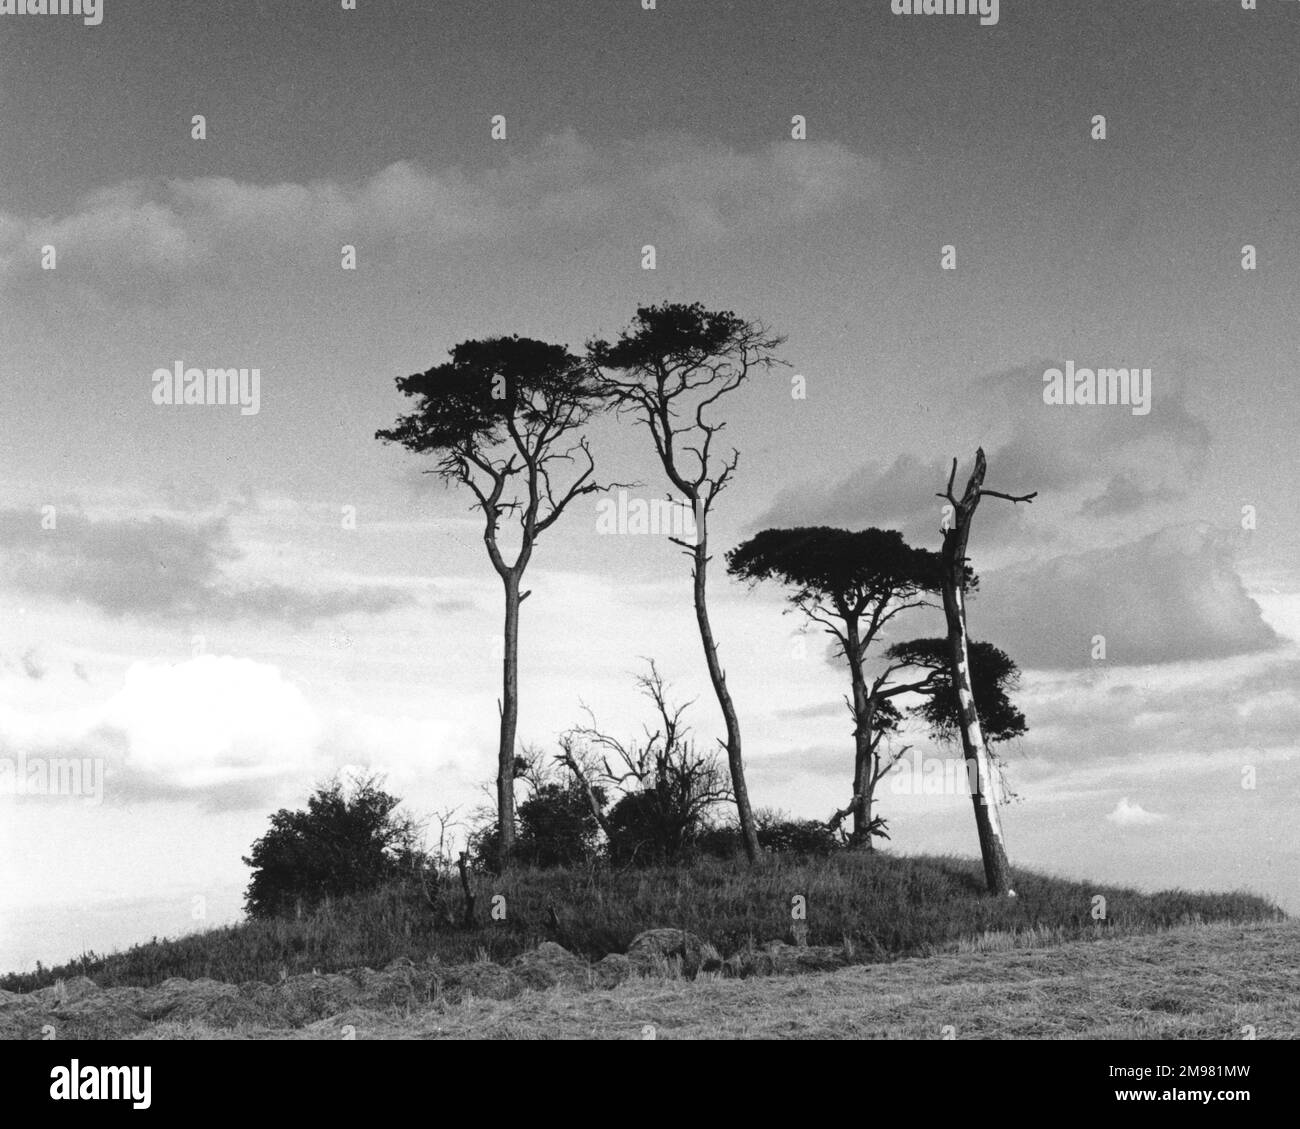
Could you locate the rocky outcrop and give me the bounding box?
[440,961,523,1002]
[592,953,634,989]
[722,940,851,979]
[0,959,448,1038]
[626,929,721,976]
[510,941,593,990]
[0,933,848,1036]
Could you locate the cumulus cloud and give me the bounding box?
[753,451,961,548]
[748,358,1245,673]
[0,654,484,812]
[1106,797,1166,826]
[978,360,1210,497]
[0,132,882,287]
[970,523,1279,669]
[0,655,320,810]
[0,507,413,624]
[1079,475,1180,518]
[755,358,1210,538]
[99,656,321,806]
[750,448,1051,557]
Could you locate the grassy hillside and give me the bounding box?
[3,852,1283,993]
[231,919,1292,1041]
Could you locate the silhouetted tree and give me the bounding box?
[377,337,614,865]
[885,637,1027,750]
[589,304,785,861]
[934,448,1036,896]
[728,526,955,848]
[242,775,423,920]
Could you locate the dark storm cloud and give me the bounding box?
[753,451,947,534]
[969,524,1280,670]
[754,357,1211,537]
[985,360,1211,496]
[751,449,1038,550]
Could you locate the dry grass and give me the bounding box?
[140,919,1300,1041]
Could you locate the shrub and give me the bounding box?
[695,823,743,859]
[757,818,841,857]
[516,782,604,868]
[242,774,425,920]
[605,790,675,865]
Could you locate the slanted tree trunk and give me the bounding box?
[938,449,1032,897]
[939,559,1013,895]
[496,570,522,864]
[692,519,761,863]
[590,306,785,867]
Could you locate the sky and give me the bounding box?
[2,0,1298,971]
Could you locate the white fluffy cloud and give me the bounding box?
[100,656,320,788]
[0,655,321,809]
[0,650,491,813]
[1106,797,1167,826]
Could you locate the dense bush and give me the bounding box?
[608,785,686,863]
[698,813,843,858]
[758,818,842,857]
[605,789,695,865]
[517,782,604,867]
[694,823,744,859]
[470,782,605,871]
[242,775,425,920]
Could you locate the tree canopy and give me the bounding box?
[377,336,602,463]
[885,637,1027,745]
[588,302,785,510]
[726,526,962,613]
[376,335,609,550]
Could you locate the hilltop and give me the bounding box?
[2,852,1283,1024]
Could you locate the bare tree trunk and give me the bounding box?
[846,622,876,849]
[496,571,521,865]
[692,533,761,862]
[941,574,1014,896]
[457,851,476,927]
[851,740,878,849]
[939,450,1020,897]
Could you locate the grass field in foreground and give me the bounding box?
[144,920,1295,1041]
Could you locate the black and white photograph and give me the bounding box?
[1,0,1296,1099]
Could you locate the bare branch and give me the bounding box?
[979,488,1038,505]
